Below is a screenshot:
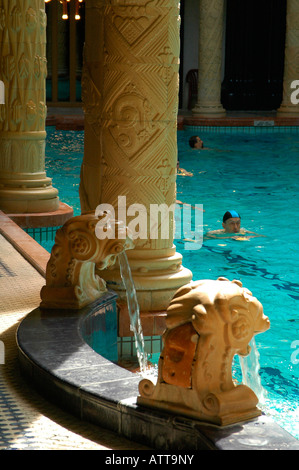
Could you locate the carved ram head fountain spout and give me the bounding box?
[40,211,134,309]
[138,277,270,426]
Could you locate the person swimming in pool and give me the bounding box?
[189,135,204,149]
[176,136,204,176]
[205,210,263,240]
[177,160,193,176]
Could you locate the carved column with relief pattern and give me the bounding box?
[192,0,226,117]
[81,0,192,311]
[0,0,59,214]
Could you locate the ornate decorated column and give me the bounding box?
[277,0,299,117]
[80,0,192,312]
[0,0,59,213]
[192,0,226,118]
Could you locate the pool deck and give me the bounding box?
[1,109,299,450]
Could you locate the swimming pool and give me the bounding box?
[44,125,299,440]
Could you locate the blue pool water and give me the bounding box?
[45,127,83,217]
[44,126,299,440]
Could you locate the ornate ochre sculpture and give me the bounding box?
[138,277,270,426]
[40,212,134,309]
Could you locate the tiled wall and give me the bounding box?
[24,226,61,247]
[118,335,163,360]
[186,125,299,134]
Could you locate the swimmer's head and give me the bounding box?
[222,210,241,233]
[189,135,204,149]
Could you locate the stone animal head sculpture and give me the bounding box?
[40,211,134,309]
[138,277,270,426]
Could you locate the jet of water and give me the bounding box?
[119,251,147,374]
[239,337,267,404]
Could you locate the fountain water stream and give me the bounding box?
[239,337,267,404]
[119,251,147,374]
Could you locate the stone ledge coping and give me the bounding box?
[0,210,50,277]
[45,110,299,131]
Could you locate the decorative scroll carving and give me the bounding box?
[40,212,134,309]
[138,277,270,426]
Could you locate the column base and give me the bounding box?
[192,104,226,118]
[6,201,74,229]
[100,246,193,312]
[0,181,60,214]
[118,304,167,337]
[277,105,299,117]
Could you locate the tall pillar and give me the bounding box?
[192,0,226,118]
[277,0,299,117]
[81,0,192,311]
[0,0,59,213]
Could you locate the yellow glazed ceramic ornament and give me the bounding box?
[138,277,270,426]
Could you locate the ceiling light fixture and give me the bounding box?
[45,0,84,21]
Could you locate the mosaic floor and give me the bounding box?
[0,234,148,450]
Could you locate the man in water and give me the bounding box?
[205,210,262,240]
[222,210,242,233]
[189,135,204,149]
[176,135,204,175]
